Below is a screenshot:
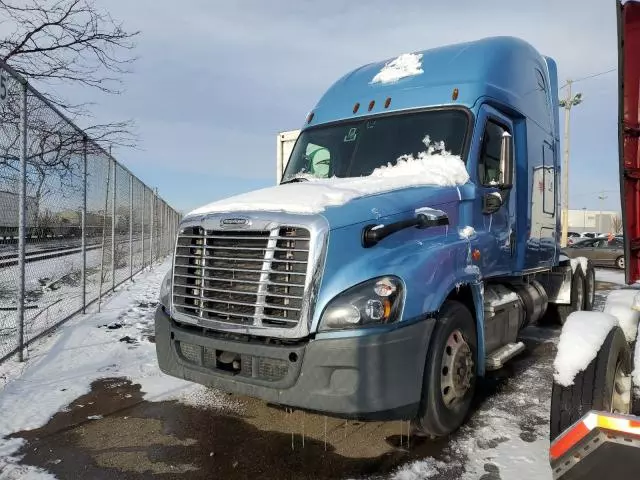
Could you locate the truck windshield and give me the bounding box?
[282,109,468,181]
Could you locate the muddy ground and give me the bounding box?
[7,280,618,479]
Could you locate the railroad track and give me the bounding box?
[0,243,104,268]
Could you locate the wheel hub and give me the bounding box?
[611,362,632,415]
[441,329,474,408]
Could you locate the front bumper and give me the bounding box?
[154,306,435,420]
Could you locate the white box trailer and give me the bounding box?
[276,129,300,184]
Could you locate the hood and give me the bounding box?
[186,149,470,228]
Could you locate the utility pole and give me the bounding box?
[582,206,587,231]
[598,191,608,233]
[559,80,583,247]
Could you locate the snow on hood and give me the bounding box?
[188,143,468,217]
[371,52,424,84]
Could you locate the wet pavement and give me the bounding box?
[5,281,616,479]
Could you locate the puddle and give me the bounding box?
[10,378,462,479]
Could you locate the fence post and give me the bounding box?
[81,136,87,313]
[97,159,110,313]
[111,159,116,291]
[17,80,27,362]
[141,186,145,269]
[150,189,155,266]
[129,174,133,280]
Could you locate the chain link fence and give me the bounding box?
[0,59,181,363]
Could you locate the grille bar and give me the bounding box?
[174,264,306,277]
[173,225,310,329]
[173,273,304,288]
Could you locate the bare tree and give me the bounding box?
[0,0,139,148]
[0,0,139,221]
[611,214,623,234]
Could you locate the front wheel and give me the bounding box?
[616,256,625,270]
[412,300,477,437]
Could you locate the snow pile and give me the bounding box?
[459,226,476,239]
[633,329,640,396]
[390,458,449,480]
[603,289,640,342]
[188,142,469,216]
[569,256,590,274]
[371,53,424,84]
[553,311,619,386]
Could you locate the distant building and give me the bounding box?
[567,209,620,234]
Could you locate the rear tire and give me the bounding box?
[583,259,596,311]
[550,326,631,441]
[543,266,586,325]
[412,300,477,437]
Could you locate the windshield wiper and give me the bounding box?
[280,177,309,185]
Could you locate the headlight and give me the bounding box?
[159,269,172,308]
[319,276,404,331]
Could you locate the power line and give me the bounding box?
[560,68,617,90]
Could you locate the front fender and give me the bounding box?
[311,221,482,330]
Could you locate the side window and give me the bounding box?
[479,120,512,186]
[536,68,551,119]
[305,143,331,177]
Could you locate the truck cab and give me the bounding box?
[155,36,586,437]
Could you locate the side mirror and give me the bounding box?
[499,131,513,188]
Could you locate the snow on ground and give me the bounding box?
[0,256,241,477]
[595,268,625,285]
[0,240,145,359]
[603,289,640,341]
[188,140,468,217]
[370,53,424,84]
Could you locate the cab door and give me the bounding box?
[474,105,516,276]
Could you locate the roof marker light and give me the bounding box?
[306,112,315,123]
[353,102,360,114]
[452,88,459,100]
[384,97,392,108]
[368,100,375,111]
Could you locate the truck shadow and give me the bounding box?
[10,377,463,480]
[9,324,566,480]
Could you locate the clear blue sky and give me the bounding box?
[53,0,622,215]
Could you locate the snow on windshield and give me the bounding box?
[188,138,469,217]
[371,53,424,84]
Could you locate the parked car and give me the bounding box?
[567,231,581,245]
[563,236,625,269]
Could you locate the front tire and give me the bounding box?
[412,300,477,437]
[550,326,631,441]
[616,256,625,270]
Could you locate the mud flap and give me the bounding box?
[550,411,640,479]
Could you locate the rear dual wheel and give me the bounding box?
[543,260,595,325]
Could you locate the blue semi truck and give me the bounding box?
[155,36,591,437]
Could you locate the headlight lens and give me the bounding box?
[159,269,172,308]
[319,276,403,331]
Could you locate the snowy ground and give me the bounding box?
[0,265,626,479]
[0,238,146,359]
[0,257,236,479]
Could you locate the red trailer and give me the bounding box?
[549,1,640,478]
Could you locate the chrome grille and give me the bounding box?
[172,225,310,328]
